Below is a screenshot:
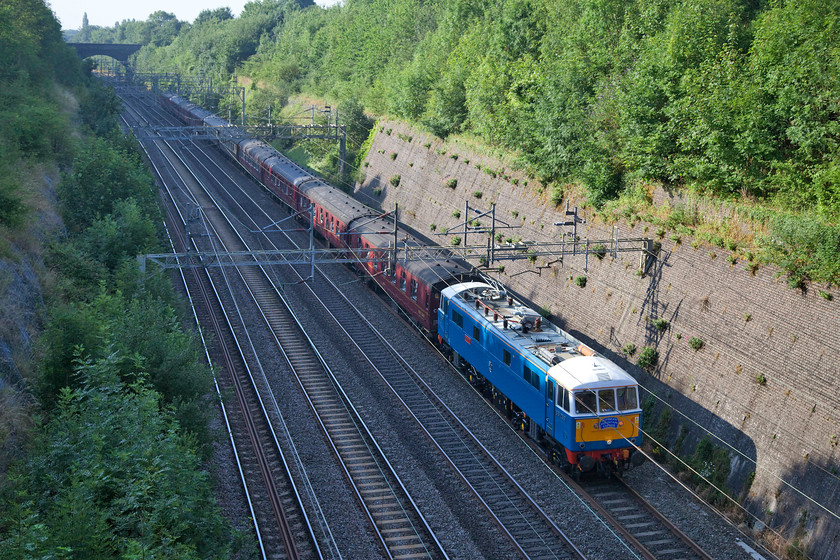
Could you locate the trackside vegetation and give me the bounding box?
[78,0,840,287]
[0,1,236,557]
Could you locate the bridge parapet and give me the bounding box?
[68,43,142,64]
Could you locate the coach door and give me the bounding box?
[545,378,555,437]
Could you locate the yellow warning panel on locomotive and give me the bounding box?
[576,415,639,442]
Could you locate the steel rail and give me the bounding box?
[121,96,318,559]
[562,473,714,560]
[160,127,447,560]
[118,109,271,560]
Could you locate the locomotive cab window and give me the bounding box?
[574,390,597,415]
[616,387,639,411]
[558,387,570,412]
[473,325,481,342]
[598,389,617,413]
[503,349,511,366]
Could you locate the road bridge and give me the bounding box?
[67,43,142,65]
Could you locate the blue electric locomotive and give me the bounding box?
[438,281,645,472]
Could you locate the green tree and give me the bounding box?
[58,137,158,234]
[2,354,231,558]
[80,198,160,271]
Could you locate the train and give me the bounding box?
[158,92,645,474]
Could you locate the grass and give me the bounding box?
[599,184,840,288]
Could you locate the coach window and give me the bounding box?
[617,387,638,411]
[400,271,406,291]
[503,349,511,366]
[598,389,616,414]
[452,310,463,328]
[410,279,418,301]
[473,325,481,342]
[574,390,597,415]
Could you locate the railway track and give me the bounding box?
[120,93,332,559]
[126,93,450,559]
[572,476,714,560]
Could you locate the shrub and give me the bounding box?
[429,223,436,232]
[373,187,382,196]
[389,175,401,187]
[574,275,587,287]
[651,318,669,332]
[756,373,767,386]
[637,347,659,369]
[389,152,397,160]
[689,337,704,351]
[591,243,607,260]
[472,190,483,199]
[452,210,461,218]
[623,343,637,356]
[450,236,461,246]
[445,178,457,189]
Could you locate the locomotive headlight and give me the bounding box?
[607,439,613,445]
